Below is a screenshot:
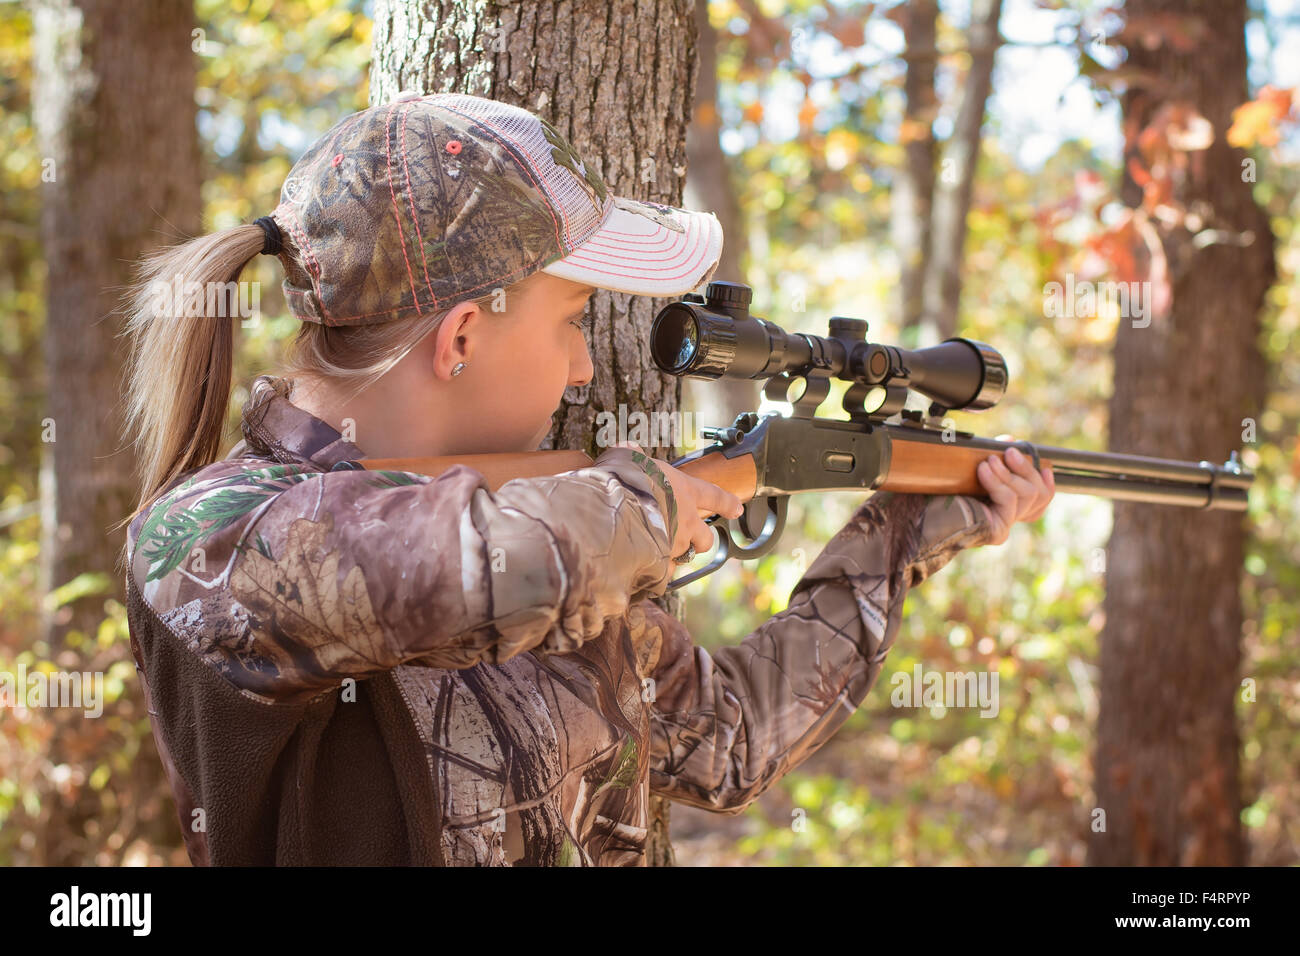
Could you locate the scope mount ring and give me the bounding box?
[763,371,832,419]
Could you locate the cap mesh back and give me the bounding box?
[426,94,611,254]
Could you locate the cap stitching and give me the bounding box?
[281,209,327,323]
[282,282,510,322]
[561,209,711,281]
[383,100,425,317]
[294,220,326,321]
[399,102,439,310]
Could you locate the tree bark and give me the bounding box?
[682,0,754,433]
[919,0,1001,346]
[892,0,937,343]
[32,0,201,648]
[1090,0,1271,866]
[370,0,701,866]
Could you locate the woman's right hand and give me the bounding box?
[613,442,744,561]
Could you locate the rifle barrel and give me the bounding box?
[1047,472,1249,510]
[1018,441,1253,490]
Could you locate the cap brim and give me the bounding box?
[540,196,723,296]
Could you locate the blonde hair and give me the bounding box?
[119,224,524,528]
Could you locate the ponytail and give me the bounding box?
[119,223,264,525]
[118,223,545,533]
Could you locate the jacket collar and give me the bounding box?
[228,375,367,469]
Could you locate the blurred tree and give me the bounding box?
[29,0,199,865]
[684,0,757,432]
[915,0,1002,346]
[370,0,702,866]
[890,0,937,338]
[1091,0,1273,866]
[31,0,201,648]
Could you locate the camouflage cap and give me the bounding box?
[267,91,724,326]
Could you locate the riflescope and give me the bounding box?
[651,281,1007,420]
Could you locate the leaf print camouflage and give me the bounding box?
[273,102,570,324]
[538,114,608,211]
[612,196,688,234]
[124,377,994,865]
[230,513,388,677]
[136,465,321,582]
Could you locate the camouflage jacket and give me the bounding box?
[125,374,993,866]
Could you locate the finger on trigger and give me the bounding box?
[704,483,743,518]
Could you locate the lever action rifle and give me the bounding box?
[356,281,1255,590]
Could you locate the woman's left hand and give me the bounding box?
[975,443,1056,546]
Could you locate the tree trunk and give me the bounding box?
[32,0,200,648]
[682,0,754,433]
[892,0,937,343]
[1090,0,1271,866]
[371,0,701,866]
[30,0,199,865]
[919,0,1001,346]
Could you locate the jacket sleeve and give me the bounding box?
[128,446,679,701]
[636,490,992,812]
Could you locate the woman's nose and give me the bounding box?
[570,338,594,388]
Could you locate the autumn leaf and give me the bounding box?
[1126,157,1153,188]
[694,100,719,129]
[898,118,930,145]
[231,512,388,675]
[1228,86,1295,149]
[798,96,818,131]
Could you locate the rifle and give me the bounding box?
[358,281,1255,590]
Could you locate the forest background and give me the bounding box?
[0,0,1296,865]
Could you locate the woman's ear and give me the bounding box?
[430,302,481,380]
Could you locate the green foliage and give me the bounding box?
[136,466,320,581]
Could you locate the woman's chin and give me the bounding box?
[530,421,554,449]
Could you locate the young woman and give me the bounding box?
[120,92,1054,866]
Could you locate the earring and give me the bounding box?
[452,362,466,377]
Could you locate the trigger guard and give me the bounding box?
[665,517,732,590]
[664,498,789,590]
[725,496,788,560]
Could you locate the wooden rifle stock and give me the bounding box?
[356,448,762,516]
[878,438,1045,496]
